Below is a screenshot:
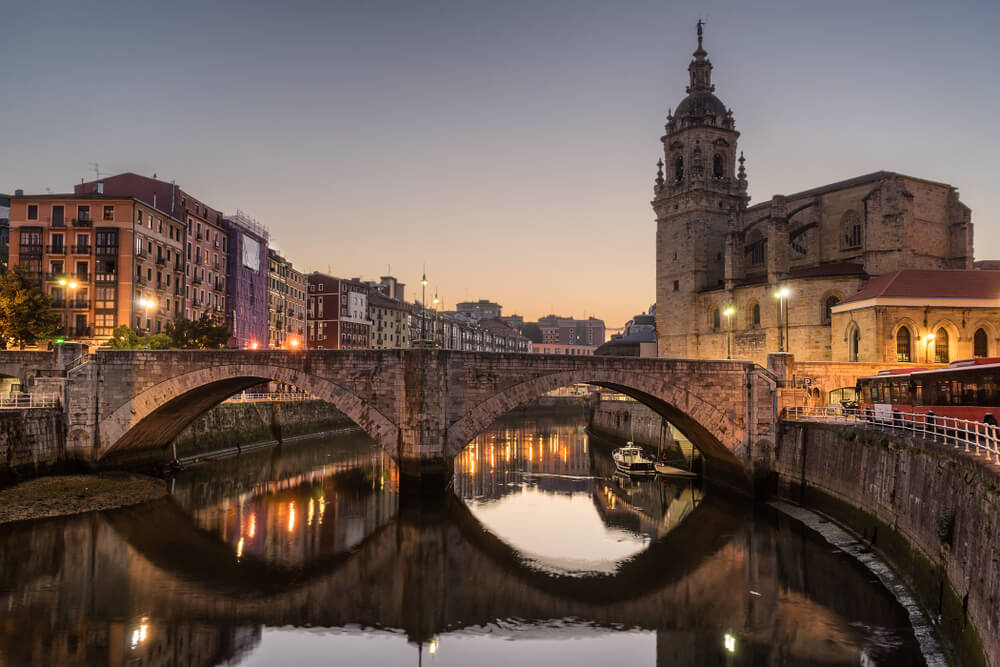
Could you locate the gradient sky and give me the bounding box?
[2,0,998,330]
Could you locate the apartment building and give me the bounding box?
[267,249,307,348]
[307,272,371,349]
[8,193,185,341]
[224,212,269,349]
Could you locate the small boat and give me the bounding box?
[654,461,697,478]
[612,443,656,476]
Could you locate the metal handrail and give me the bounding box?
[0,393,60,409]
[223,392,319,403]
[785,405,1000,464]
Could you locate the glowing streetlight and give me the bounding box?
[250,341,259,350]
[59,279,80,337]
[774,286,791,353]
[138,297,155,334]
[289,337,300,349]
[723,305,735,359]
[925,333,936,363]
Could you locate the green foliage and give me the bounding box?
[0,266,62,348]
[166,314,231,350]
[104,326,171,350]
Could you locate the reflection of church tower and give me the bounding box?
[654,23,747,357]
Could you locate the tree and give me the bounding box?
[105,325,170,350]
[166,314,231,350]
[0,266,61,348]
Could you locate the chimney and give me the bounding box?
[97,182,104,194]
[14,189,23,197]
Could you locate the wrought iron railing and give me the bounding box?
[0,393,59,409]
[223,392,318,403]
[784,405,1000,464]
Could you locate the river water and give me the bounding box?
[0,413,926,666]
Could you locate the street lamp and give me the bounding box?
[774,286,790,353]
[433,292,440,346]
[723,305,735,359]
[925,333,936,363]
[138,297,155,334]
[421,272,428,341]
[58,278,79,338]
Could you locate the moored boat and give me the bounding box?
[612,444,656,476]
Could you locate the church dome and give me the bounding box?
[674,91,728,119]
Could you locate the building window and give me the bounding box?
[896,327,911,362]
[849,326,861,362]
[790,230,807,258]
[974,328,988,358]
[822,296,839,324]
[712,154,724,180]
[842,210,862,249]
[934,328,949,364]
[674,156,684,183]
[77,206,90,222]
[711,307,720,332]
[27,204,38,220]
[103,206,114,221]
[749,303,760,329]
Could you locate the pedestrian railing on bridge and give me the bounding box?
[0,393,60,409]
[224,392,319,403]
[785,405,1000,465]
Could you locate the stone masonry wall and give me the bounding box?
[0,409,65,484]
[775,421,998,666]
[588,399,694,459]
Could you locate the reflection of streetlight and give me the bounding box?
[138,297,155,334]
[724,633,736,653]
[774,287,790,353]
[723,306,735,359]
[925,333,936,363]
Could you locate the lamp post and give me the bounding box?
[774,287,790,353]
[138,297,155,335]
[58,279,78,338]
[925,333,936,364]
[723,306,735,359]
[433,293,440,347]
[421,272,428,341]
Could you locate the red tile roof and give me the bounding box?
[839,269,1000,304]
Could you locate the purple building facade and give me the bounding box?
[223,211,269,349]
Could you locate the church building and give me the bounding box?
[653,25,993,365]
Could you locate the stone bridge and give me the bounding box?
[0,347,778,488]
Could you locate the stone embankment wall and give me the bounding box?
[173,400,356,457]
[776,421,998,667]
[587,399,695,459]
[0,409,65,484]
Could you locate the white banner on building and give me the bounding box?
[242,234,260,272]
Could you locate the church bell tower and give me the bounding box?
[654,23,747,357]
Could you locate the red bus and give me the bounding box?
[857,357,1000,424]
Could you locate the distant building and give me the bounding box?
[595,310,657,358]
[307,272,371,349]
[456,299,502,321]
[224,212,269,348]
[477,317,532,353]
[369,289,410,349]
[534,343,597,356]
[76,172,228,324]
[375,275,406,302]
[267,250,306,349]
[8,193,185,342]
[537,315,606,346]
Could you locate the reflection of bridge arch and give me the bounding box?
[447,368,743,467]
[100,363,397,458]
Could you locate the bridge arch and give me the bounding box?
[99,362,398,459]
[446,368,745,467]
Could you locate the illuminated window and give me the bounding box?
[974,328,988,358]
[934,328,949,363]
[896,327,911,362]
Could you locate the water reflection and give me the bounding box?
[0,415,926,666]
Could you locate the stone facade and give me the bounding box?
[654,28,973,366]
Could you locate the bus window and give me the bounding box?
[952,380,963,405]
[936,379,951,406]
[914,381,923,405]
[964,382,979,405]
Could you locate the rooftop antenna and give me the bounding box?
[88,162,106,180]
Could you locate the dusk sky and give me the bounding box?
[2,0,998,329]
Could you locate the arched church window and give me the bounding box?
[822,296,839,324]
[713,154,724,180]
[935,328,949,363]
[974,328,988,358]
[849,326,861,362]
[842,210,862,249]
[896,327,911,362]
[790,230,807,258]
[711,307,721,332]
[749,302,761,329]
[674,157,684,183]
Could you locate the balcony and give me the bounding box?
[50,299,65,308]
[95,273,118,283]
[191,276,203,285]
[70,244,91,254]
[44,272,62,282]
[155,256,166,266]
[192,298,203,307]
[174,262,183,272]
[46,245,66,255]
[95,245,118,257]
[214,280,224,291]
[134,274,145,285]
[71,217,92,228]
[19,245,43,257]
[66,326,91,338]
[74,273,90,283]
[69,298,89,309]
